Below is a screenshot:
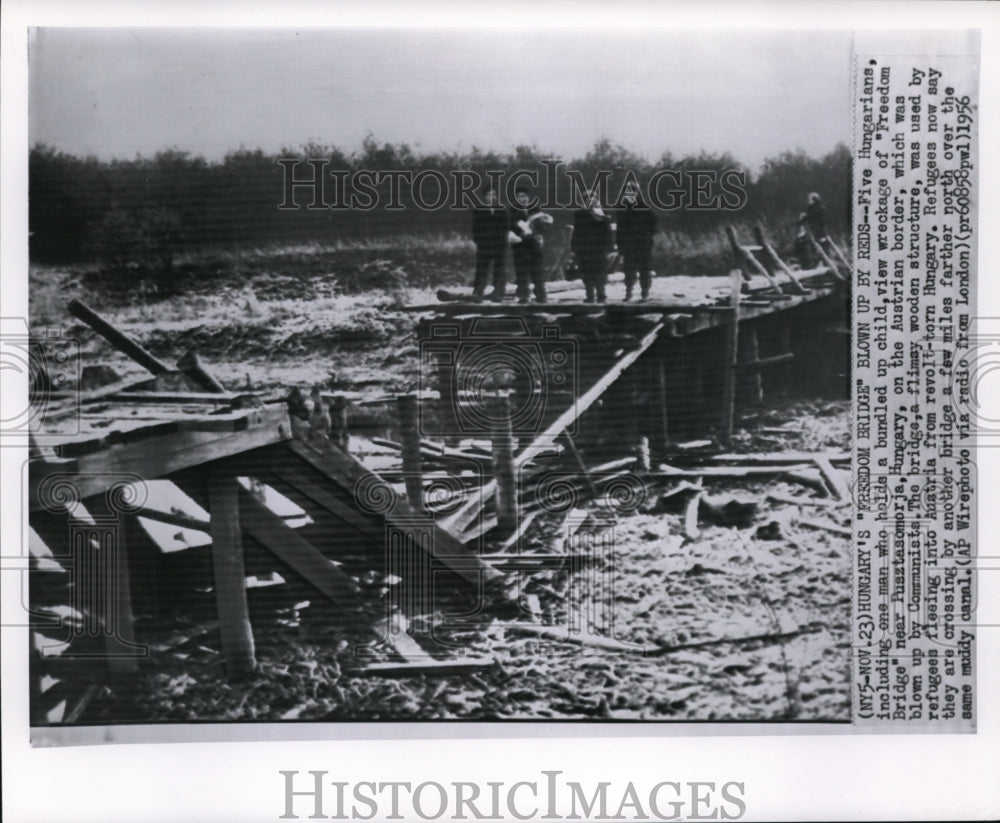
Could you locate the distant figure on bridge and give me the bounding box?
[805,192,828,242]
[572,189,614,304]
[616,181,658,301]
[508,186,554,304]
[793,211,814,268]
[471,185,509,302]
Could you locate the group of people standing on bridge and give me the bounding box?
[471,182,657,305]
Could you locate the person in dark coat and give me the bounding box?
[471,185,509,301]
[508,186,553,303]
[616,181,657,301]
[572,190,614,304]
[793,211,814,269]
[805,192,828,241]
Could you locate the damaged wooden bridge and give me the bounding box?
[27,224,851,722]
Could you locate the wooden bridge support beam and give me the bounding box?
[397,394,424,514]
[208,471,256,676]
[720,268,743,447]
[490,392,518,534]
[81,496,141,676]
[739,324,764,407]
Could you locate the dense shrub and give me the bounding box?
[29,140,852,268]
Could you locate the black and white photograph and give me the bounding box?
[2,2,999,822]
[23,25,857,728]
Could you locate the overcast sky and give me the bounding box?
[29,28,852,168]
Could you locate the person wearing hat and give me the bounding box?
[572,189,614,304]
[616,180,657,301]
[471,185,509,302]
[508,186,554,304]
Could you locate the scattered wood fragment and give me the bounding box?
[646,623,824,657]
[654,463,813,478]
[708,451,849,464]
[499,510,539,551]
[783,468,831,496]
[496,623,646,653]
[683,491,703,540]
[798,518,851,538]
[362,659,496,677]
[814,456,850,501]
[766,493,846,508]
[478,552,599,569]
[135,506,209,532]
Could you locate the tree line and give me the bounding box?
[29,137,851,267]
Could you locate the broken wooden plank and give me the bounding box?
[798,518,851,538]
[814,455,850,501]
[287,418,507,592]
[67,298,172,375]
[495,622,646,653]
[362,659,496,677]
[267,464,385,544]
[177,349,228,393]
[784,467,832,496]
[370,436,492,467]
[135,506,210,532]
[517,321,666,469]
[441,321,666,536]
[645,623,823,657]
[654,463,813,478]
[236,488,361,601]
[479,552,599,568]
[683,490,703,540]
[105,390,237,404]
[29,405,291,510]
[766,493,847,508]
[708,451,850,464]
